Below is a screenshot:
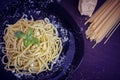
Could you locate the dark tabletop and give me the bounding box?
[0,0,120,80]
[58,0,120,80]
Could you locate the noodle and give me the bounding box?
[1,17,63,74]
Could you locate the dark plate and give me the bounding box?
[0,0,84,80]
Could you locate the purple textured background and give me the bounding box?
[58,0,120,80]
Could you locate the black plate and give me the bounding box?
[0,0,84,80]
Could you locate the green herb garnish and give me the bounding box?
[27,28,34,37]
[24,39,31,47]
[14,28,40,47]
[15,31,26,39]
[32,37,40,45]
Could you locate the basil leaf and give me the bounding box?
[27,35,33,41]
[15,28,40,47]
[14,31,26,39]
[32,37,40,45]
[27,28,33,37]
[24,39,31,47]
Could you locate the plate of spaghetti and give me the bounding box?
[0,0,84,80]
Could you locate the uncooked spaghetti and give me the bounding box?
[85,0,120,48]
[1,17,63,74]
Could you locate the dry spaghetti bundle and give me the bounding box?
[85,0,120,48]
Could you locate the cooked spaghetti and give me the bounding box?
[1,17,63,74]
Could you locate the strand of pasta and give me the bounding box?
[104,22,120,44]
[105,20,120,38]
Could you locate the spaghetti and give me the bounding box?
[85,0,120,48]
[1,17,63,74]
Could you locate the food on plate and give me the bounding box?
[78,0,98,17]
[1,17,63,74]
[85,0,120,48]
